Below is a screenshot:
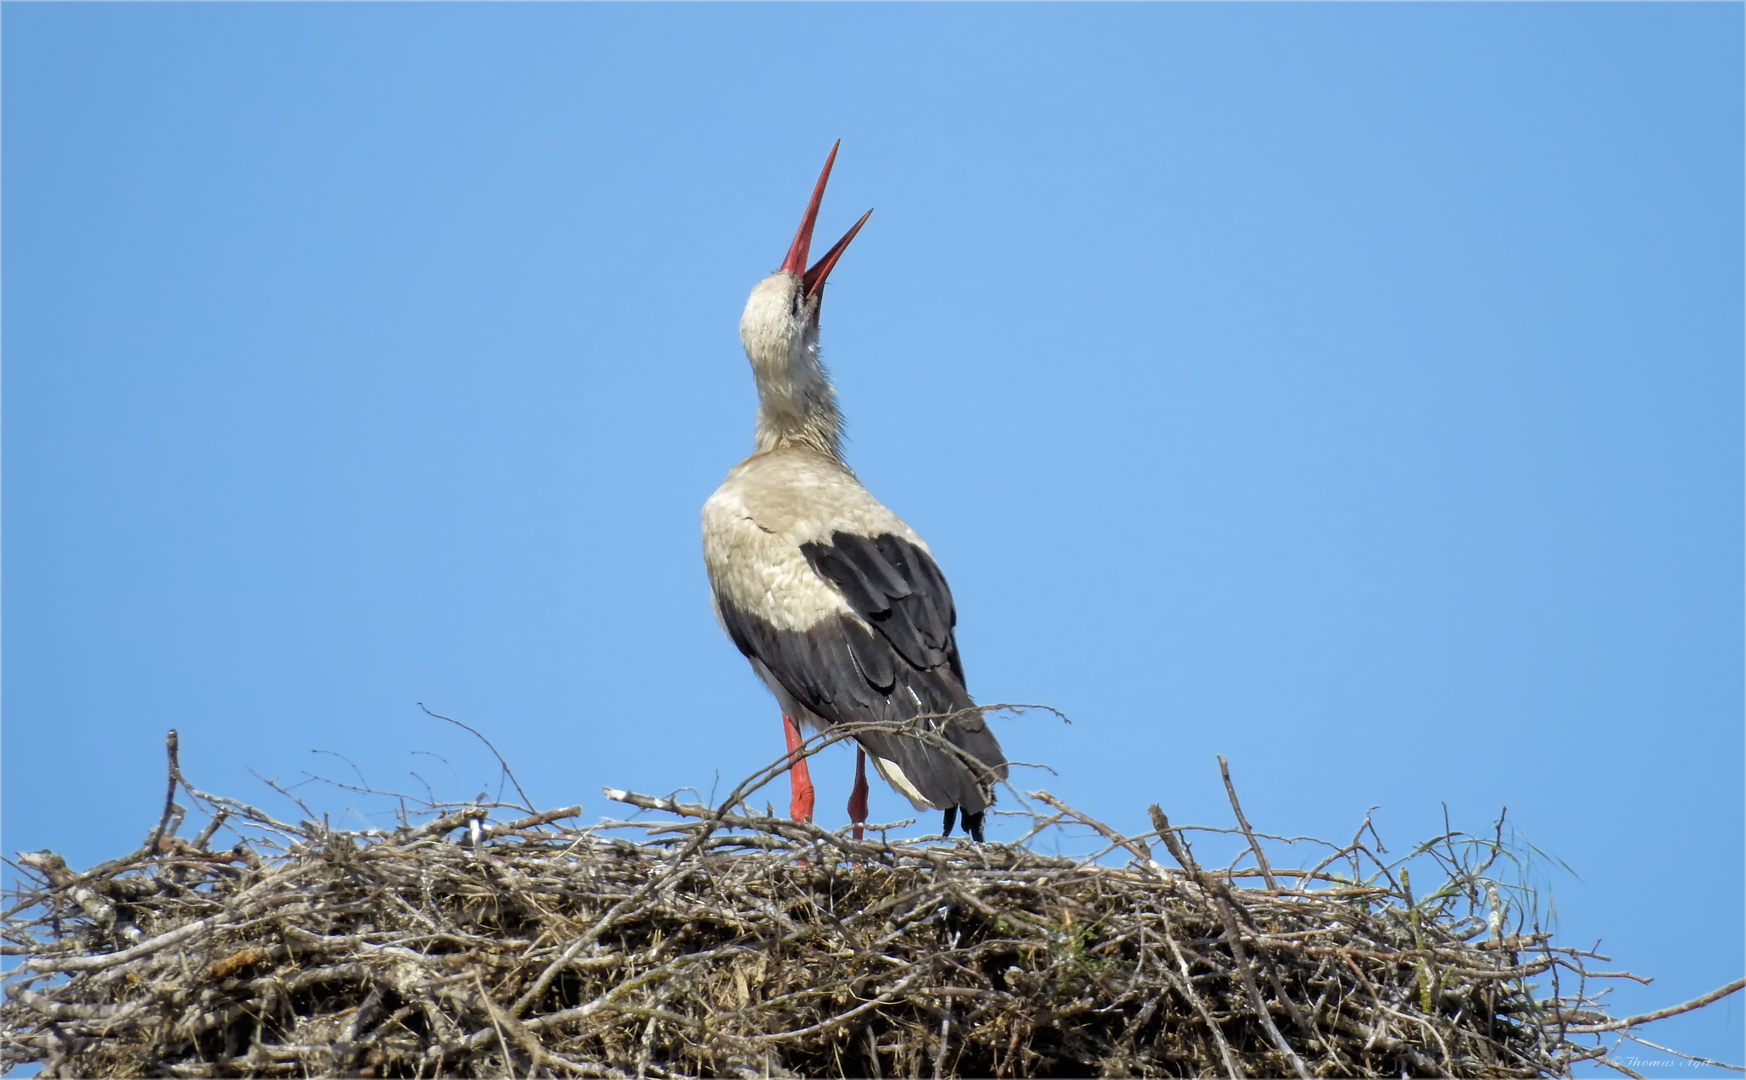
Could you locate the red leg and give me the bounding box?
[782,714,815,823]
[848,748,870,841]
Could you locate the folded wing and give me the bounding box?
[714,529,1007,813]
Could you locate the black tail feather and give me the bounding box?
[961,808,985,842]
[940,806,986,842]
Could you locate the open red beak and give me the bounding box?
[779,140,874,300]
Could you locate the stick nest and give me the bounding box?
[2,737,1734,1078]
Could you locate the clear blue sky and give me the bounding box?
[5,4,1740,1072]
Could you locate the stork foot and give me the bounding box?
[940,806,958,839]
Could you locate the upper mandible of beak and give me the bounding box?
[778,140,874,300]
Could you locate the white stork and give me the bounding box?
[702,142,1008,842]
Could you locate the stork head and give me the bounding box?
[739,141,873,375]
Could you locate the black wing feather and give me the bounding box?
[716,530,1007,813]
[813,532,1007,808]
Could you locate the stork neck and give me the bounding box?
[754,384,843,458]
[750,336,845,459]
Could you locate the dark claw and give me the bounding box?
[941,806,958,838]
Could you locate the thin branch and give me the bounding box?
[1218,754,1277,892]
[417,702,535,812]
[1616,1031,1746,1072]
[146,729,183,854]
[1562,978,1746,1033]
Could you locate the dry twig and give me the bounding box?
[2,728,1737,1079]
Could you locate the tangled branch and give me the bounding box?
[1,726,1737,1078]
